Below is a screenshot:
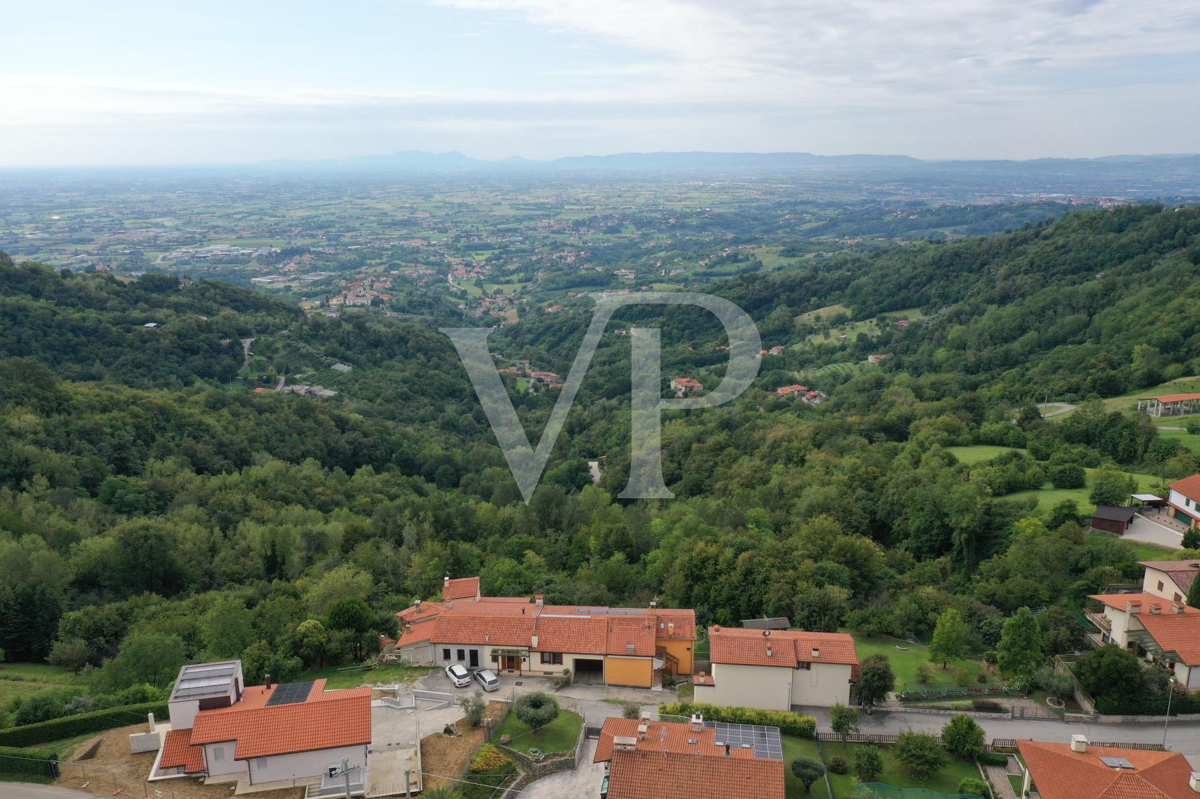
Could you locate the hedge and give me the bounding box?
[1096,691,1200,716]
[658,702,817,738]
[0,701,168,747]
[0,746,60,778]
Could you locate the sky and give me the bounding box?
[3,0,1200,166]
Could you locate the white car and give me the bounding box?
[445,663,472,688]
[473,669,499,692]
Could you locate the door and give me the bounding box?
[469,650,479,669]
[502,655,520,672]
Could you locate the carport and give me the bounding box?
[573,658,604,684]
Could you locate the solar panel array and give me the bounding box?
[710,722,784,760]
[572,607,646,615]
[1099,756,1135,770]
[265,680,315,706]
[172,663,239,700]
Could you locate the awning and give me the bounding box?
[1131,493,1163,502]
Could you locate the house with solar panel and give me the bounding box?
[149,660,372,795]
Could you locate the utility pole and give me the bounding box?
[1163,676,1176,748]
[342,757,351,799]
[404,768,412,799]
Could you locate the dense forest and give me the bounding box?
[2,204,1200,726]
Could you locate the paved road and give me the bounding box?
[1037,402,1077,418]
[0,784,93,799]
[804,706,1200,757]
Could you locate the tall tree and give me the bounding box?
[857,653,896,712]
[929,608,969,669]
[997,607,1043,678]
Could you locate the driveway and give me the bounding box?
[518,740,606,799]
[1038,402,1076,418]
[1125,514,1184,550]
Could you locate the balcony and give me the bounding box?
[1083,610,1111,634]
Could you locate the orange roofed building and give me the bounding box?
[1086,592,1200,692]
[151,661,371,794]
[389,577,695,689]
[1018,737,1199,799]
[594,715,785,799]
[694,627,858,710]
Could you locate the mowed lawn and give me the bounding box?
[851,636,989,691]
[1087,533,1176,561]
[819,741,979,795]
[495,709,582,755]
[782,736,835,799]
[946,445,1026,465]
[1004,467,1163,515]
[0,662,84,705]
[297,662,429,689]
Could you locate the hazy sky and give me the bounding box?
[3,0,1200,166]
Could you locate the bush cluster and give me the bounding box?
[0,701,168,747]
[0,746,60,778]
[657,702,817,738]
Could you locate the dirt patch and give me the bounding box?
[55,724,303,799]
[418,702,508,791]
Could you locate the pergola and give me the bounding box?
[1136,392,1200,417]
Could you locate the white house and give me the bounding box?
[1086,593,1200,692]
[152,662,371,794]
[693,627,858,711]
[1166,475,1200,529]
[1139,559,1200,604]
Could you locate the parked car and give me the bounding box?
[445,663,472,688]
[473,668,499,692]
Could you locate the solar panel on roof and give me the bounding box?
[1099,756,1135,769]
[709,722,783,760]
[265,680,314,706]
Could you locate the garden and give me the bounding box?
[494,692,582,756]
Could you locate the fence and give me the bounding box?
[1054,655,1097,714]
[55,760,198,799]
[856,784,978,799]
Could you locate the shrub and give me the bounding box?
[1183,528,1200,549]
[826,754,848,774]
[941,714,986,758]
[469,744,511,773]
[978,752,1009,767]
[458,690,486,727]
[971,699,1005,713]
[791,757,825,793]
[620,701,642,720]
[1049,463,1086,489]
[829,703,859,742]
[958,777,992,798]
[0,746,60,779]
[657,702,816,738]
[954,666,972,686]
[976,672,988,684]
[512,692,558,729]
[0,701,169,747]
[854,746,884,781]
[894,729,948,779]
[915,663,934,685]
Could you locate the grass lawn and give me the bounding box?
[1158,430,1200,456]
[1009,774,1025,795]
[820,742,978,795]
[946,445,1026,465]
[1087,533,1176,561]
[495,709,582,755]
[851,636,989,692]
[0,663,85,706]
[297,663,429,689]
[1003,466,1164,515]
[782,736,834,798]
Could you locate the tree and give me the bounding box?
[1183,528,1200,551]
[1089,464,1136,507]
[930,608,969,668]
[458,690,487,727]
[893,729,948,779]
[92,633,187,692]
[1189,567,1200,609]
[1074,644,1146,703]
[242,640,274,685]
[857,653,895,712]
[1049,463,1086,490]
[830,702,859,743]
[327,598,374,661]
[513,692,558,729]
[48,638,92,673]
[941,714,986,758]
[792,584,852,632]
[854,746,883,781]
[790,757,825,794]
[997,607,1043,678]
[294,619,328,667]
[201,596,255,659]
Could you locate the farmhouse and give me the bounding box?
[670,377,704,397]
[1166,474,1200,529]
[391,578,695,689]
[693,627,858,711]
[151,662,370,795]
[1085,593,1200,691]
[1017,737,1198,799]
[594,716,785,799]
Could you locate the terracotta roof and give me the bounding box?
[595,718,759,763]
[160,728,205,773]
[694,673,715,686]
[1148,393,1200,404]
[606,616,657,657]
[1088,593,1197,614]
[1137,611,1200,665]
[433,612,536,647]
[398,601,445,624]
[1139,560,1200,596]
[606,749,784,799]
[1018,740,1196,799]
[191,680,371,759]
[708,627,858,668]
[443,577,481,601]
[653,609,696,640]
[1169,475,1200,503]
[479,596,534,604]
[534,615,608,655]
[396,624,436,647]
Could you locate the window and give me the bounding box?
[256,758,269,771]
[1158,581,1165,591]
[457,649,466,661]
[1175,594,1183,602]
[491,652,499,662]
[796,662,811,671]
[442,649,450,661]
[212,747,225,762]
[540,652,563,665]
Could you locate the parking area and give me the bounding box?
[1126,513,1185,550]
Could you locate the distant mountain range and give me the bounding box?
[260,149,1200,175]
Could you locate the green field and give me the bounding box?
[297,663,429,689]
[0,663,84,705]
[1087,533,1175,561]
[1004,466,1164,514]
[495,709,582,755]
[945,445,1026,465]
[819,741,979,796]
[1051,376,1200,417]
[851,636,988,691]
[796,304,850,325]
[782,735,835,798]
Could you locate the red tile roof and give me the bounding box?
[398,600,445,624]
[1169,474,1200,503]
[396,624,436,647]
[1018,740,1196,799]
[1150,393,1200,404]
[709,627,858,668]
[433,612,536,648]
[533,615,608,655]
[652,609,696,640]
[595,718,759,763]
[443,577,481,601]
[606,749,785,799]
[605,616,658,658]
[191,680,371,760]
[1137,611,1200,666]
[694,673,715,686]
[160,728,205,773]
[1139,560,1200,596]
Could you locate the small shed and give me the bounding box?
[1091,505,1136,535]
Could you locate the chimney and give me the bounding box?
[147,712,156,734]
[649,598,657,610]
[712,626,721,636]
[1071,735,1088,753]
[1189,772,1200,793]
[766,646,774,658]
[415,599,423,612]
[1174,603,1186,614]
[265,674,273,690]
[535,595,544,608]
[1127,601,1142,614]
[637,722,649,740]
[531,634,539,648]
[724,743,731,757]
[1150,603,1162,614]
[689,713,704,733]
[613,736,638,751]
[444,575,451,590]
